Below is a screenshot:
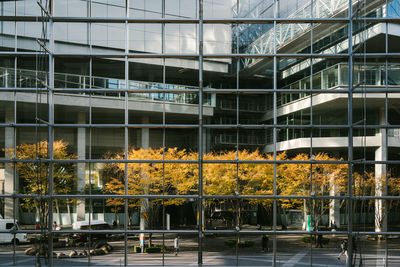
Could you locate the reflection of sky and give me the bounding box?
[233,0,309,51]
[388,0,400,17]
[233,0,309,17]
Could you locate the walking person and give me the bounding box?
[174,235,179,256]
[316,233,323,248]
[261,235,269,252]
[331,221,337,237]
[338,239,348,262]
[53,221,60,230]
[331,221,337,231]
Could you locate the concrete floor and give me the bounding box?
[0,234,399,266]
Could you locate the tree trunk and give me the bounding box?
[115,207,119,226]
[66,199,72,225]
[237,200,241,243]
[128,210,132,229]
[237,200,241,227]
[303,199,308,230]
[282,208,287,229]
[55,199,61,226]
[35,201,40,227]
[149,233,153,247]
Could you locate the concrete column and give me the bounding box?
[329,174,340,228]
[375,108,387,232]
[76,112,86,221]
[4,104,17,219]
[202,129,208,154]
[140,116,149,231]
[141,116,149,149]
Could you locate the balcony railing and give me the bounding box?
[219,99,265,112]
[0,67,214,106]
[388,128,400,137]
[214,133,265,146]
[275,128,400,144]
[276,63,400,108]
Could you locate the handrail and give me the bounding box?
[274,62,400,108]
[0,66,214,106]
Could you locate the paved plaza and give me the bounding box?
[0,235,399,266]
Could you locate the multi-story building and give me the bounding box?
[1,0,400,266]
[255,0,400,232]
[0,0,231,222]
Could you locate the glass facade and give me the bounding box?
[1,0,400,266]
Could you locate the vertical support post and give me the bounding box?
[375,108,387,233]
[384,16,389,266]
[124,0,129,265]
[329,175,340,228]
[273,0,278,266]
[48,1,55,265]
[347,0,354,265]
[161,0,166,264]
[87,1,93,265]
[11,4,17,265]
[198,0,204,265]
[4,104,15,219]
[76,112,86,222]
[140,116,149,232]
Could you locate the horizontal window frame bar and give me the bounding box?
[205,124,400,129]
[0,229,198,234]
[2,16,400,24]
[3,88,400,94]
[55,53,199,58]
[3,123,400,129]
[203,230,400,235]
[0,123,199,128]
[0,88,201,93]
[2,158,400,165]
[203,195,400,200]
[3,52,400,58]
[0,229,398,235]
[205,53,350,58]
[205,88,400,93]
[0,159,351,164]
[0,194,199,200]
[0,52,199,58]
[204,124,349,129]
[0,159,199,164]
[2,194,399,200]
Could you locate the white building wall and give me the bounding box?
[7,0,232,72]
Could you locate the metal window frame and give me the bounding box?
[0,0,398,266]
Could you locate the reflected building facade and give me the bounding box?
[1,0,400,266]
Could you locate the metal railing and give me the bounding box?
[0,67,214,106]
[275,62,400,107]
[214,133,265,145]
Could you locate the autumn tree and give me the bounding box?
[103,147,198,228]
[202,150,278,228]
[353,170,400,232]
[103,147,352,231]
[278,153,348,229]
[5,140,77,228]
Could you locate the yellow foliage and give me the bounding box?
[103,148,350,211]
[4,140,77,211]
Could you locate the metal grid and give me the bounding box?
[0,0,398,266]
